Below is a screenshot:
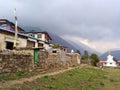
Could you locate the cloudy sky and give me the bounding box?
[1,0,120,53]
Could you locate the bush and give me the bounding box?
[16,70,25,77]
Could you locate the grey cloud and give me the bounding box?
[0,0,120,42]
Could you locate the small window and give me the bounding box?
[37,33,42,38]
[6,42,13,50]
[52,50,57,53]
[1,24,7,27]
[29,33,35,37]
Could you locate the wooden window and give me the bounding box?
[37,33,42,38]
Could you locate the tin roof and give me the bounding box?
[0,27,45,42]
[24,31,52,40]
[0,19,25,32]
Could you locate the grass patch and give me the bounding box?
[16,70,25,77]
[43,75,48,79]
[3,66,120,90]
[100,82,105,87]
[0,70,26,80]
[9,67,106,90]
[109,79,114,82]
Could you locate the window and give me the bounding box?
[1,24,7,27]
[29,33,35,37]
[27,40,35,47]
[37,33,42,38]
[6,42,13,50]
[52,50,57,53]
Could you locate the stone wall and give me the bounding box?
[0,50,33,73]
[0,50,81,73]
[36,51,81,70]
[66,53,81,67]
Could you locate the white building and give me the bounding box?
[99,53,117,67]
[25,32,52,50]
[105,54,117,67]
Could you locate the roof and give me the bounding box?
[0,19,25,32]
[116,60,120,62]
[59,45,67,48]
[0,27,27,37]
[99,60,106,63]
[0,27,45,42]
[25,31,52,40]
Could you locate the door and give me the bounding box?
[34,49,39,63]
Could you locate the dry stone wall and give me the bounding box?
[0,49,81,73]
[36,51,81,70]
[0,50,33,73]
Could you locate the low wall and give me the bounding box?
[66,53,81,67]
[0,50,33,73]
[36,51,81,70]
[0,50,81,73]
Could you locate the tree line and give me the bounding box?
[76,50,99,66]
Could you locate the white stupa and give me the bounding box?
[105,51,117,67]
[71,49,74,53]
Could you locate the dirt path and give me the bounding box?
[0,66,80,89]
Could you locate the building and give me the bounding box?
[0,27,47,50]
[0,19,24,32]
[99,53,120,67]
[0,19,49,50]
[0,27,27,50]
[24,32,52,50]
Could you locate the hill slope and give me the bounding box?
[65,40,101,55]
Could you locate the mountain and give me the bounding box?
[100,50,120,60]
[49,32,101,55]
[23,26,100,55]
[66,40,101,55]
[49,32,78,52]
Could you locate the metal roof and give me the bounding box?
[0,19,25,32]
[0,27,45,42]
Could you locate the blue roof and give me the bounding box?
[0,27,45,42]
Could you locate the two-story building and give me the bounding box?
[24,32,52,50]
[0,27,45,50]
[0,19,46,50]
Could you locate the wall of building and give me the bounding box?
[41,34,45,41]
[0,31,27,50]
[17,37,27,48]
[0,33,5,50]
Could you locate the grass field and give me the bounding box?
[2,66,120,90]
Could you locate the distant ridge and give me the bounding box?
[65,39,101,55]
[100,50,120,60]
[49,32,78,52]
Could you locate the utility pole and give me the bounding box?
[13,8,18,49]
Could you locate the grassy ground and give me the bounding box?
[6,66,105,90]
[0,68,55,81]
[1,66,120,90]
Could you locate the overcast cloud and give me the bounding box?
[0,0,120,53]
